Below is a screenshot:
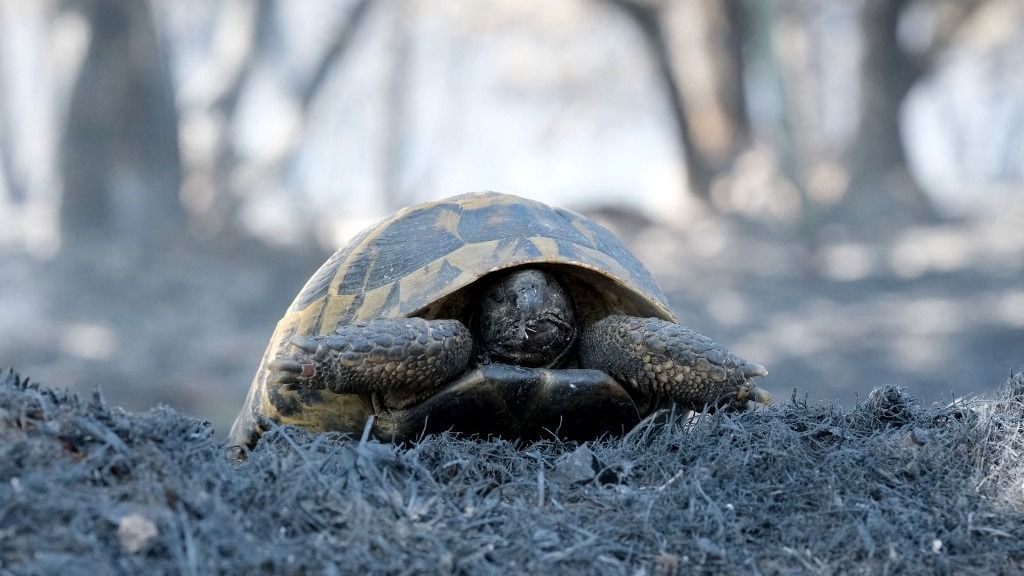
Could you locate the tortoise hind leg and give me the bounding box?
[579,315,770,411]
[270,318,472,406]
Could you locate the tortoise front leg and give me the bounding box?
[579,315,770,411]
[269,318,472,404]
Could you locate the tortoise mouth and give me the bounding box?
[369,365,642,442]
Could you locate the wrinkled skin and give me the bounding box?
[473,269,576,368]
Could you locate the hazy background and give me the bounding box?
[1,0,1022,435]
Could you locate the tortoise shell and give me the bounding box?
[236,192,677,440]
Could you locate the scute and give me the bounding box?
[290,225,373,313]
[319,192,674,327]
[339,203,465,295]
[457,201,589,245]
[562,208,654,282]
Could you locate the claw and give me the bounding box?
[733,383,773,407]
[268,370,298,385]
[268,358,317,384]
[740,362,770,405]
[743,362,768,378]
[289,335,321,356]
[269,358,304,374]
[750,386,773,405]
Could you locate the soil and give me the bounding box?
[2,370,1021,573]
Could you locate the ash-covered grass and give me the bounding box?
[2,371,1023,575]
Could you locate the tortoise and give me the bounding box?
[229,192,769,448]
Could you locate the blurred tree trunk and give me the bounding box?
[848,0,920,192]
[845,0,985,225]
[682,0,751,170]
[60,0,183,252]
[298,0,373,110]
[0,38,18,203]
[719,1,750,140]
[381,2,411,212]
[193,0,273,239]
[185,0,371,243]
[606,0,710,202]
[607,0,750,205]
[0,85,19,203]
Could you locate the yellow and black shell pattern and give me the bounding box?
[232,191,677,442]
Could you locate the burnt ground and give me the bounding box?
[1,369,1023,574]
[2,207,1024,573]
[1,207,1021,436]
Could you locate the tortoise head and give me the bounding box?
[473,268,576,368]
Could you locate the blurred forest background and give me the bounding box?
[1,0,1022,435]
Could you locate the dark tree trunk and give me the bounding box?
[720,0,750,141]
[381,2,411,211]
[0,47,23,203]
[60,0,183,252]
[839,0,950,231]
[608,0,752,205]
[849,0,921,185]
[299,0,374,110]
[607,0,713,203]
[698,0,751,167]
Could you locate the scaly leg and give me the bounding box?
[580,315,770,411]
[270,318,472,405]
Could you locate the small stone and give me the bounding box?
[553,446,597,483]
[696,537,725,558]
[532,528,560,549]
[653,552,681,576]
[118,513,158,554]
[911,427,929,445]
[437,552,455,573]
